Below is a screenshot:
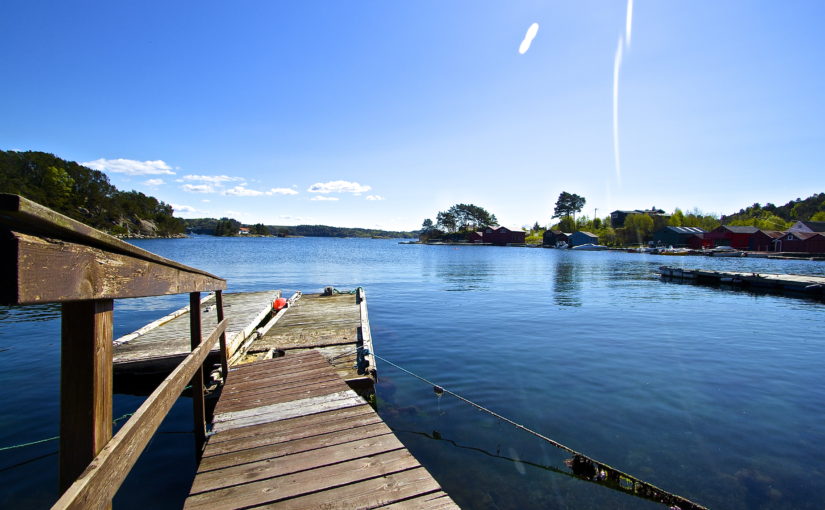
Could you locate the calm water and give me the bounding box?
[1,237,823,509]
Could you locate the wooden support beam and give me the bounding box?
[190,292,206,456]
[52,319,227,510]
[59,300,113,493]
[215,290,229,377]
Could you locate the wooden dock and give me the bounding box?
[659,266,825,300]
[113,290,277,380]
[241,289,377,397]
[185,350,458,509]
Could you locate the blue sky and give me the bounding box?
[2,1,824,230]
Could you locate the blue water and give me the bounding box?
[1,237,823,509]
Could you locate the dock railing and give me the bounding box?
[0,194,229,509]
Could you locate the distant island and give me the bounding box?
[183,217,416,239]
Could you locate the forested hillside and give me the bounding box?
[722,193,825,230]
[0,150,184,236]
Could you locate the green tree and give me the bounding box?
[622,214,654,245]
[556,216,576,232]
[436,210,457,232]
[42,166,74,209]
[668,208,685,227]
[811,211,825,222]
[552,192,586,222]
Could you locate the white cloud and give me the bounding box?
[171,203,198,213]
[82,158,175,175]
[365,195,385,201]
[224,185,266,197]
[223,185,300,196]
[144,178,165,186]
[518,23,539,55]
[269,187,299,195]
[307,180,371,194]
[201,199,211,203]
[182,183,214,193]
[311,196,339,201]
[181,174,244,184]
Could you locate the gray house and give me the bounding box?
[788,220,825,233]
[652,226,706,247]
[569,231,599,247]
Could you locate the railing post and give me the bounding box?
[189,292,206,457]
[59,300,113,500]
[216,290,229,377]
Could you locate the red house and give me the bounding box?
[482,226,526,246]
[704,225,759,249]
[466,231,484,243]
[749,230,784,252]
[774,231,825,253]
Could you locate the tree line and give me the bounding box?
[0,150,185,236]
[184,218,416,238]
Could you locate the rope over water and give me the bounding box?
[374,353,708,510]
[0,412,135,452]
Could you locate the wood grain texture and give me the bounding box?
[3,231,225,304]
[51,318,227,510]
[0,194,221,280]
[59,300,113,493]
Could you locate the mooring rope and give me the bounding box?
[374,353,708,510]
[0,413,135,453]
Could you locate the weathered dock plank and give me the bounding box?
[113,290,277,376]
[243,289,377,393]
[185,351,458,509]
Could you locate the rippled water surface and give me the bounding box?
[1,237,823,509]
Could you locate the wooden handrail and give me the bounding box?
[1,195,233,507]
[0,194,221,280]
[51,318,228,510]
[0,194,225,305]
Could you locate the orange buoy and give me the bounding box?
[273,297,288,311]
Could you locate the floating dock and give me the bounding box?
[185,350,458,509]
[113,290,278,383]
[659,266,825,300]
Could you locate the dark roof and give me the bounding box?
[661,226,705,234]
[721,225,759,234]
[574,231,598,238]
[800,221,825,232]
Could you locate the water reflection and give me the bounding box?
[553,261,581,307]
[436,261,493,292]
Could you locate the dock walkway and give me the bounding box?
[185,350,458,509]
[659,266,825,300]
